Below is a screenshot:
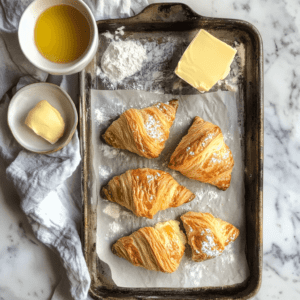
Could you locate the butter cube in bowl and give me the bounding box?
[8,83,77,154]
[25,100,65,144]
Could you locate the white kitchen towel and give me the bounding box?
[0,0,148,300]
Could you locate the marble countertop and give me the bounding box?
[0,0,299,299]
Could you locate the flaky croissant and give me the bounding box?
[181,211,239,262]
[101,168,195,219]
[103,100,178,158]
[112,220,186,273]
[168,116,234,190]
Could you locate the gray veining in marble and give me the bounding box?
[192,0,300,299]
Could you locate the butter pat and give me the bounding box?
[25,100,65,144]
[175,29,237,92]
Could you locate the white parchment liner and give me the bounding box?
[91,89,249,288]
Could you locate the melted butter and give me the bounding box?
[175,30,237,92]
[34,5,90,63]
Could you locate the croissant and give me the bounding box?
[181,211,239,262]
[103,100,178,158]
[101,168,195,219]
[112,220,186,273]
[168,116,234,190]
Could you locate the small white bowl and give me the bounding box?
[18,0,98,75]
[7,83,78,154]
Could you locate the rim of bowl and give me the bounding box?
[7,82,78,154]
[18,0,98,75]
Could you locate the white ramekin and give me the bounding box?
[18,0,98,75]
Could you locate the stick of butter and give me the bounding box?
[175,29,237,92]
[25,100,65,144]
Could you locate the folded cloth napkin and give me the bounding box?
[0,0,148,299]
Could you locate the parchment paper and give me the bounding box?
[91,89,249,288]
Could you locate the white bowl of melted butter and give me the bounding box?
[18,0,98,75]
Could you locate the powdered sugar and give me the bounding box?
[105,221,123,240]
[223,150,230,159]
[101,40,147,83]
[102,26,125,40]
[144,115,163,141]
[210,149,231,164]
[102,31,114,40]
[211,157,221,163]
[147,174,154,183]
[99,166,111,180]
[203,134,213,143]
[99,143,121,159]
[154,172,161,180]
[109,222,121,232]
[95,108,110,125]
[103,203,121,219]
[201,234,221,258]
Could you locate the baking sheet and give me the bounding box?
[91,89,249,288]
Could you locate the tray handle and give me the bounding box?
[131,3,203,23]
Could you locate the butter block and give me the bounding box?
[175,29,237,92]
[25,100,65,144]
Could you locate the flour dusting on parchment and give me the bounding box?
[92,89,248,289]
[101,40,147,83]
[103,203,121,219]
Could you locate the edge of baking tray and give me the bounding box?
[80,2,264,299]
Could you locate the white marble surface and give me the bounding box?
[0,0,299,299]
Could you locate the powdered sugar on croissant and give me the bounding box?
[181,211,239,262]
[103,100,178,159]
[168,116,234,190]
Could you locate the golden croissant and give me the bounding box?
[112,220,186,273]
[103,100,179,158]
[168,116,234,190]
[101,168,195,219]
[181,211,239,262]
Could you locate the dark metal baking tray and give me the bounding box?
[80,3,263,299]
